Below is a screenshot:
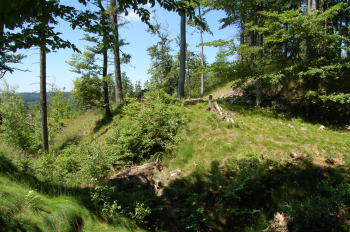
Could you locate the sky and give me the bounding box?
[2,0,238,93]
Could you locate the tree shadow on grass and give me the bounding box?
[92,103,125,134]
[222,102,350,131]
[0,154,91,231]
[161,156,350,231]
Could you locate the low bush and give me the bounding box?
[288,179,350,232]
[109,90,187,164]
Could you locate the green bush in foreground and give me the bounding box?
[288,179,350,232]
[110,90,187,163]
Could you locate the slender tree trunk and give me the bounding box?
[346,16,349,58]
[284,24,288,58]
[256,12,263,108]
[188,73,191,99]
[178,14,186,99]
[200,7,204,98]
[111,0,123,103]
[306,0,319,115]
[40,48,49,152]
[103,48,111,117]
[250,30,255,62]
[98,0,112,117]
[239,18,245,61]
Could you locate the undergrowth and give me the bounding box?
[1,88,350,231]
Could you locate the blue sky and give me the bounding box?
[3,0,238,93]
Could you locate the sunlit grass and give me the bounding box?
[167,101,350,173]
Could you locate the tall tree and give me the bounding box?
[146,18,175,93]
[1,0,94,152]
[178,14,186,99]
[110,0,124,103]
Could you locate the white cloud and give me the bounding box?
[121,11,142,22]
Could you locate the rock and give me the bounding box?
[262,212,290,232]
[318,125,326,130]
[287,124,294,128]
[290,152,298,158]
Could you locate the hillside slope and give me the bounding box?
[1,88,350,231]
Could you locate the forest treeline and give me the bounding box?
[20,92,72,104]
[145,0,350,114]
[1,0,350,151]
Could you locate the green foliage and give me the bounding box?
[91,185,122,221]
[0,81,39,152]
[25,190,45,211]
[129,202,152,224]
[110,90,186,163]
[288,180,350,232]
[72,75,103,107]
[39,143,113,185]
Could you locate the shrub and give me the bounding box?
[109,90,187,164]
[0,81,36,151]
[288,179,350,232]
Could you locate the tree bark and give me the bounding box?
[188,67,191,99]
[111,0,123,103]
[305,0,319,115]
[178,14,186,99]
[40,47,49,152]
[284,24,288,58]
[346,16,349,58]
[239,18,245,61]
[256,30,263,107]
[98,0,112,118]
[199,7,204,98]
[103,48,112,117]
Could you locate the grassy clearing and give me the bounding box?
[49,103,123,151]
[160,100,350,231]
[167,102,350,173]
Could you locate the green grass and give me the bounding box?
[0,142,147,232]
[160,100,350,231]
[166,102,350,174]
[2,90,350,231]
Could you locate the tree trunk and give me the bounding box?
[178,14,186,99]
[306,0,319,115]
[256,30,263,107]
[284,24,288,58]
[239,18,245,61]
[199,7,204,98]
[346,16,349,58]
[188,69,191,99]
[40,47,49,152]
[98,0,112,118]
[103,48,112,117]
[111,0,123,103]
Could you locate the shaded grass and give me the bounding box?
[0,143,147,232]
[163,156,350,231]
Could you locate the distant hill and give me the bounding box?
[20,92,72,108]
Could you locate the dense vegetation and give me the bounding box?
[1,0,350,231]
